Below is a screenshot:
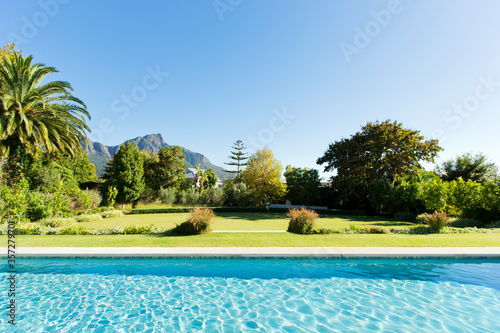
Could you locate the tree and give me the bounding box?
[204,168,218,189]
[317,120,442,210]
[224,140,249,179]
[0,52,90,183]
[284,166,321,206]
[195,164,208,194]
[105,141,145,204]
[143,146,186,194]
[436,152,498,184]
[242,147,286,206]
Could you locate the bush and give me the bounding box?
[123,224,154,234]
[365,226,387,234]
[202,187,225,206]
[74,214,103,222]
[485,221,500,228]
[287,208,319,235]
[422,212,450,233]
[159,187,177,205]
[99,210,124,219]
[30,205,53,221]
[171,208,215,235]
[393,211,416,222]
[85,190,102,208]
[38,217,76,228]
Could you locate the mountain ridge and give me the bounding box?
[83,134,226,179]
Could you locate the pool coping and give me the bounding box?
[7,247,500,258]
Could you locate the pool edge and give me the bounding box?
[5,247,500,259]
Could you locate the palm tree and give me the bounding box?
[0,52,90,182]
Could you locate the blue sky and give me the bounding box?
[2,0,500,179]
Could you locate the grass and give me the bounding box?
[5,212,499,247]
[77,212,410,231]
[4,233,499,247]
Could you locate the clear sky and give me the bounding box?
[2,0,500,179]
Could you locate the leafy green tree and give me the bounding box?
[143,146,186,194]
[105,141,145,204]
[436,152,498,184]
[204,168,218,189]
[0,52,90,184]
[317,120,441,210]
[224,140,249,179]
[195,164,208,194]
[284,166,321,206]
[242,147,286,206]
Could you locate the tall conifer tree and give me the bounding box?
[223,140,249,179]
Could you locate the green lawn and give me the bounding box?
[4,212,499,247]
[5,233,500,247]
[80,212,413,231]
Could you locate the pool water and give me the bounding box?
[2,258,500,332]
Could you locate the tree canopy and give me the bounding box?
[105,141,145,204]
[143,145,186,194]
[436,152,498,184]
[284,166,321,206]
[317,120,442,210]
[242,147,286,206]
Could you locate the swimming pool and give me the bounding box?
[2,258,500,332]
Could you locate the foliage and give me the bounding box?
[450,218,484,228]
[317,120,441,210]
[223,179,252,206]
[422,212,450,233]
[30,205,53,221]
[284,166,321,206]
[107,186,118,207]
[0,52,90,178]
[287,208,319,234]
[242,147,287,206]
[74,214,103,222]
[85,190,102,208]
[171,208,216,235]
[0,177,29,218]
[143,146,186,194]
[201,187,225,206]
[99,210,124,219]
[123,224,153,234]
[204,169,218,189]
[159,187,177,205]
[104,141,145,204]
[393,211,416,222]
[436,152,498,184]
[371,180,392,214]
[223,140,249,179]
[37,217,76,228]
[195,164,208,193]
[421,179,447,212]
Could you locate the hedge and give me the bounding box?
[131,207,365,216]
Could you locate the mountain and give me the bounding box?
[83,134,226,179]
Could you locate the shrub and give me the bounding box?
[287,208,319,235]
[99,210,124,219]
[85,190,102,208]
[422,212,450,233]
[485,221,500,228]
[74,214,103,222]
[30,205,54,221]
[202,187,225,206]
[123,224,154,234]
[38,217,76,228]
[159,187,177,205]
[59,226,89,235]
[171,208,216,235]
[393,211,416,222]
[365,226,387,234]
[185,188,200,206]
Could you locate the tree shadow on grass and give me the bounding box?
[215,212,287,221]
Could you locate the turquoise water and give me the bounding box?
[1,258,500,332]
